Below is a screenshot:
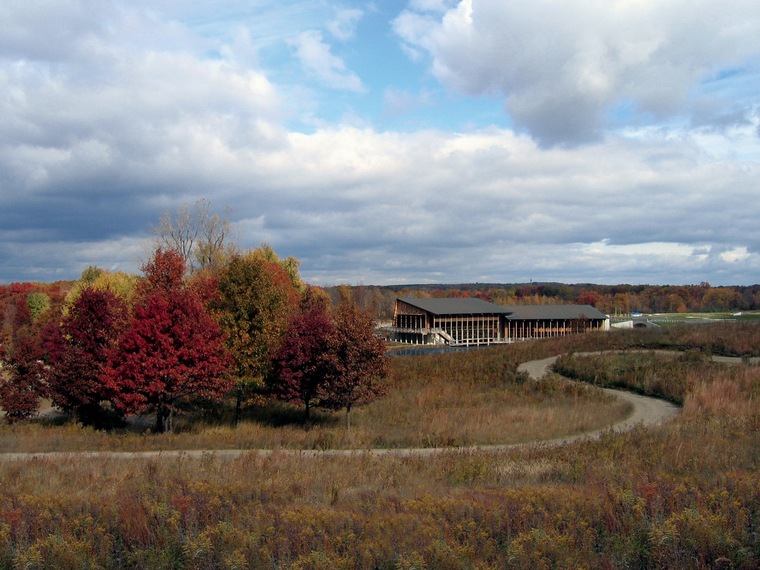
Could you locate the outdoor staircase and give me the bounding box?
[431,328,456,344]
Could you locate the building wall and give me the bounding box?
[506,317,606,340]
[391,300,608,346]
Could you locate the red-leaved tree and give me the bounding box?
[45,287,129,425]
[0,299,47,422]
[268,293,337,422]
[0,327,47,422]
[102,249,232,432]
[320,292,388,431]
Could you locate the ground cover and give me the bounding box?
[0,324,758,568]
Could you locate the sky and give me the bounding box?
[1,0,760,287]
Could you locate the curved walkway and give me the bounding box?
[517,354,680,439]
[2,351,706,461]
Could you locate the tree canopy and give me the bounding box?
[268,290,337,422]
[45,287,129,424]
[216,249,301,422]
[101,249,232,432]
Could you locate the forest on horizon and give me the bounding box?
[4,278,759,324]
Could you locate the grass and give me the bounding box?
[0,323,758,568]
[0,347,629,452]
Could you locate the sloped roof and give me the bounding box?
[502,304,607,320]
[397,297,513,315]
[397,298,607,320]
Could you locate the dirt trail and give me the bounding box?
[517,354,680,437]
[1,352,693,461]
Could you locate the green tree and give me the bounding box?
[26,292,50,323]
[216,250,300,424]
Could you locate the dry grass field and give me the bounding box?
[0,348,628,454]
[0,324,758,568]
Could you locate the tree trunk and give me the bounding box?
[234,387,242,427]
[305,400,311,424]
[345,404,351,431]
[155,406,168,433]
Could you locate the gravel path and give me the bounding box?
[517,354,680,438]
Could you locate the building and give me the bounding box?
[389,297,609,346]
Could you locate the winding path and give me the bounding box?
[517,354,680,439]
[0,352,686,461]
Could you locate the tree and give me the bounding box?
[139,247,187,294]
[0,326,47,423]
[154,198,235,271]
[320,292,388,431]
[45,287,129,425]
[102,250,232,432]
[216,250,301,424]
[64,268,138,314]
[0,297,50,423]
[26,292,50,323]
[251,242,304,292]
[268,289,336,422]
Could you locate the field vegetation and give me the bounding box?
[1,323,758,568]
[0,348,627,453]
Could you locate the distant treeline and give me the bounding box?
[327,282,760,319]
[3,280,759,332]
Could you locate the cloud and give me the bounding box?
[326,8,364,41]
[2,114,760,284]
[383,88,433,118]
[394,0,760,146]
[289,30,364,92]
[1,1,759,287]
[226,123,760,285]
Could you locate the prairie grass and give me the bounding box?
[1,325,758,568]
[0,347,628,453]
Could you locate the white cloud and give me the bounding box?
[326,8,363,41]
[394,0,760,146]
[1,1,759,287]
[289,30,364,92]
[2,111,760,284]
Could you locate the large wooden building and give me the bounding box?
[390,297,609,346]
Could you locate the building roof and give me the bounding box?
[502,304,607,321]
[397,297,513,315]
[397,297,607,320]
